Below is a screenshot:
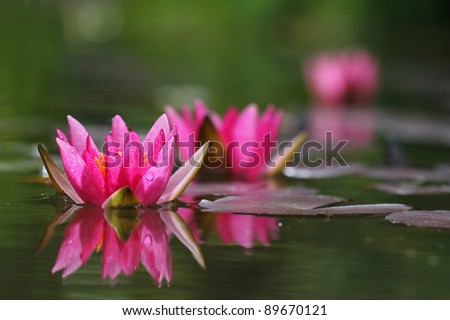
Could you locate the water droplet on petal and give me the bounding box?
[67,240,73,245]
[143,235,152,245]
[145,172,154,181]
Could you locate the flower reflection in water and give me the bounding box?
[39,206,204,287]
[178,207,279,249]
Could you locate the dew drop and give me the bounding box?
[143,235,152,245]
[145,172,154,181]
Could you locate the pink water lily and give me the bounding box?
[39,114,209,207]
[304,50,378,107]
[166,100,298,179]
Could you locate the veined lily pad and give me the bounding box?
[386,210,450,229]
[374,183,450,195]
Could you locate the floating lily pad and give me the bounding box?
[182,183,316,197]
[374,183,450,195]
[386,210,450,229]
[362,167,446,182]
[309,204,412,216]
[182,182,267,197]
[284,164,365,179]
[199,194,344,215]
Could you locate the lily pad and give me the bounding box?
[309,204,412,216]
[199,194,344,215]
[362,167,445,182]
[386,210,450,229]
[374,183,450,195]
[283,164,365,179]
[181,182,292,197]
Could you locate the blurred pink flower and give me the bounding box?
[54,115,176,206]
[304,50,378,107]
[52,207,173,286]
[177,206,279,249]
[166,100,284,179]
[309,108,375,148]
[217,213,279,249]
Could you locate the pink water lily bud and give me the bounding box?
[304,50,378,107]
[166,100,284,179]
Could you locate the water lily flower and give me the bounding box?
[304,50,378,107]
[38,114,210,207]
[166,100,306,179]
[47,206,204,286]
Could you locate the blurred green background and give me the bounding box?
[0,0,449,127]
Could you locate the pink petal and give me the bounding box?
[165,107,193,162]
[52,207,103,277]
[57,138,105,206]
[67,115,98,156]
[140,211,172,286]
[102,221,122,280]
[120,229,141,276]
[220,107,239,144]
[111,115,129,148]
[56,129,68,143]
[134,137,176,206]
[181,105,193,124]
[254,217,279,245]
[143,114,170,153]
[194,99,208,129]
[104,134,125,196]
[123,131,145,190]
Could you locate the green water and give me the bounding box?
[0,0,449,300]
[0,144,449,299]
